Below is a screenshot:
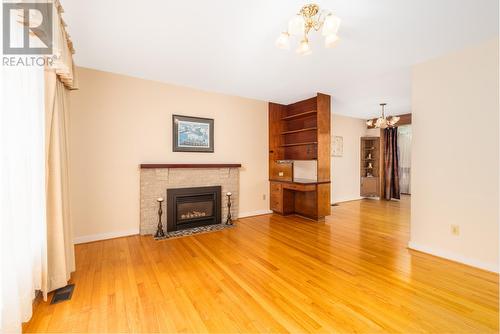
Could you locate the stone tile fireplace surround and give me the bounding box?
[139,164,241,235]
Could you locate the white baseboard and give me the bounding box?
[408,241,499,273]
[73,229,139,244]
[238,209,273,218]
[332,196,364,205]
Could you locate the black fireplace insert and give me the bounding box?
[166,186,221,232]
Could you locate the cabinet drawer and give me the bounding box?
[270,182,282,194]
[270,195,282,212]
[270,182,283,213]
[283,183,316,192]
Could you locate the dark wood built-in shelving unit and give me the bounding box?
[268,93,331,220]
[360,137,380,197]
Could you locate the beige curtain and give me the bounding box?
[41,0,78,299]
[43,71,75,298]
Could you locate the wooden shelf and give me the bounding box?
[280,142,318,147]
[281,110,317,121]
[280,127,317,135]
[360,137,380,197]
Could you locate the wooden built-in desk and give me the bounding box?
[268,93,331,221]
[269,179,331,220]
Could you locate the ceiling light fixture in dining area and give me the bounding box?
[366,103,400,129]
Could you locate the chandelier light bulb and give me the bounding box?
[288,14,305,36]
[375,118,387,129]
[322,14,341,36]
[275,32,290,50]
[296,39,312,55]
[325,34,339,48]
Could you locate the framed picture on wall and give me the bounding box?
[172,115,214,152]
[332,136,343,157]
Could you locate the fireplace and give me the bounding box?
[166,186,221,232]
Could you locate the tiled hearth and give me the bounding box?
[139,164,240,235]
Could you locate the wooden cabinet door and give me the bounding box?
[270,161,293,182]
[361,177,379,197]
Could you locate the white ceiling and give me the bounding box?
[61,0,498,118]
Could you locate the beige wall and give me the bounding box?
[331,114,367,203]
[411,39,499,272]
[70,67,269,242]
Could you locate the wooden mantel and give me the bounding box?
[140,163,242,169]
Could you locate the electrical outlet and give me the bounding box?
[451,225,460,236]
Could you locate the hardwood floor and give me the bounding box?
[24,197,499,333]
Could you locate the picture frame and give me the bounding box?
[172,115,214,152]
[332,136,343,157]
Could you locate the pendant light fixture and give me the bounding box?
[366,103,400,129]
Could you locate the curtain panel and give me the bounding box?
[384,128,401,200]
[44,71,75,297]
[1,1,77,331]
[42,0,77,298]
[1,65,47,334]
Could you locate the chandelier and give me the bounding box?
[275,3,341,55]
[366,103,400,129]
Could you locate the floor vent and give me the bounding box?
[51,284,75,304]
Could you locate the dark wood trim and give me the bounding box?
[397,113,412,126]
[140,164,241,169]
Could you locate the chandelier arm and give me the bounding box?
[313,21,323,31]
[315,10,330,31]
